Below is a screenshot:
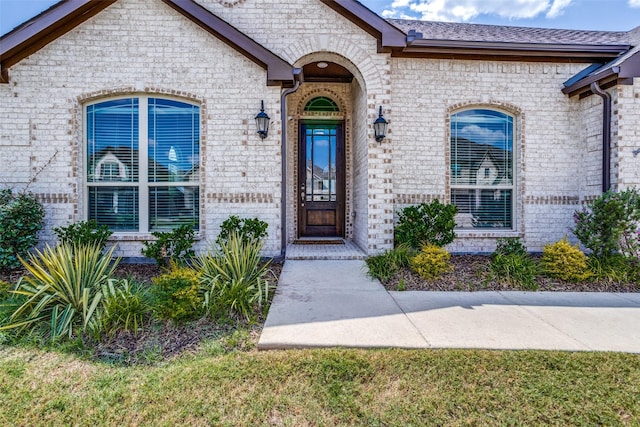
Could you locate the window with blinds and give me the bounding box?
[85,97,200,232]
[450,109,514,230]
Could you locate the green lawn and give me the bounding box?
[0,345,638,426]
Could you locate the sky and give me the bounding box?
[1,0,639,36]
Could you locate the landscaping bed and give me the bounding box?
[379,254,640,293]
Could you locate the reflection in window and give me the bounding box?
[305,125,337,202]
[86,97,200,232]
[450,109,514,229]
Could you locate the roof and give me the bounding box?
[562,45,640,97]
[0,0,638,95]
[0,0,296,85]
[389,19,630,61]
[389,20,630,45]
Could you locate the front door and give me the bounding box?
[298,121,345,237]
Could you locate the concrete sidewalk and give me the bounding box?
[258,260,640,352]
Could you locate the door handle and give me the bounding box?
[300,184,305,206]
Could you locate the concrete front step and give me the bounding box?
[285,241,367,260]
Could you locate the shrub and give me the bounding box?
[142,224,196,268]
[151,265,202,323]
[217,215,268,245]
[365,244,413,282]
[409,244,453,280]
[195,232,271,322]
[489,239,538,290]
[0,189,45,270]
[0,243,119,341]
[395,200,458,249]
[587,254,640,284]
[53,219,112,251]
[541,237,592,282]
[100,278,151,336]
[573,189,640,260]
[494,237,528,258]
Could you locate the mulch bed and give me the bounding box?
[1,259,283,364]
[381,255,640,293]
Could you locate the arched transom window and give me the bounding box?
[304,96,339,112]
[450,108,514,230]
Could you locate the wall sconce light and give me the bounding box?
[255,100,270,139]
[373,106,388,142]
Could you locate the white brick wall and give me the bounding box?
[1,0,636,257]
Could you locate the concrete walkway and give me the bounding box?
[258,260,640,353]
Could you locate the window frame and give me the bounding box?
[83,95,202,235]
[449,107,517,232]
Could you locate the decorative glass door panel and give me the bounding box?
[298,122,344,237]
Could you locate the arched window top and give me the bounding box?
[304,97,339,112]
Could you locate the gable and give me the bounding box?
[0,0,295,85]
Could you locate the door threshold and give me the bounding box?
[293,237,345,245]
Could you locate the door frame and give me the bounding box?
[297,120,346,238]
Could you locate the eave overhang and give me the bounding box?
[0,0,117,83]
[402,37,630,63]
[319,0,406,52]
[0,0,295,86]
[562,46,640,98]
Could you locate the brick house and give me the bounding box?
[1,0,639,258]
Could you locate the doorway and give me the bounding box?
[298,121,345,237]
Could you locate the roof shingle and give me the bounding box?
[388,19,631,46]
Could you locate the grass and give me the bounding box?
[0,345,638,426]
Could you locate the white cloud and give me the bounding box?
[380,0,574,22]
[459,125,506,144]
[546,0,572,17]
[630,0,640,7]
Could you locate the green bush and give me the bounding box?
[53,219,112,251]
[142,224,196,268]
[195,232,271,322]
[494,237,528,258]
[100,278,151,336]
[217,215,268,245]
[0,243,119,341]
[0,189,45,270]
[151,265,202,323]
[573,189,640,260]
[587,254,640,284]
[489,239,538,290]
[395,200,458,249]
[409,244,453,280]
[541,237,592,282]
[365,245,413,282]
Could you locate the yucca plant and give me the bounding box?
[100,278,151,336]
[195,232,272,322]
[0,243,119,341]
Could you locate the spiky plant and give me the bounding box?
[195,232,272,322]
[1,243,119,341]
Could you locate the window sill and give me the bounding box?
[455,229,523,239]
[107,233,203,242]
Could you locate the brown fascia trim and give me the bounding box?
[161,0,294,86]
[403,39,629,60]
[319,0,406,52]
[0,0,117,83]
[562,49,640,97]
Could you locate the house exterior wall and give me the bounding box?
[615,82,640,190]
[0,0,283,257]
[390,58,587,252]
[1,0,637,257]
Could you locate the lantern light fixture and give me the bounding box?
[373,106,388,142]
[255,100,270,139]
